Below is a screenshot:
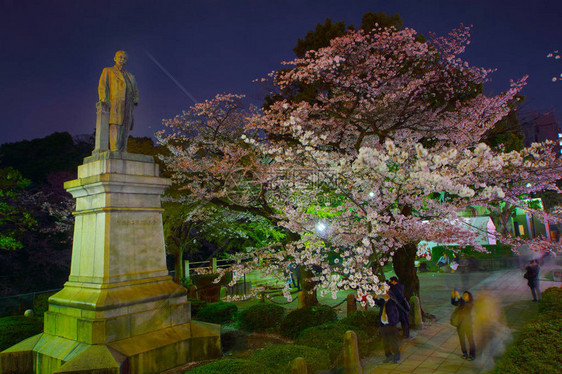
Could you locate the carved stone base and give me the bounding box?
[0,152,221,373]
[0,321,220,374]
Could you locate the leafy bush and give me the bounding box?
[249,344,330,374]
[0,316,43,351]
[492,318,562,374]
[33,292,57,316]
[195,301,238,325]
[187,298,207,317]
[295,323,369,363]
[538,287,562,316]
[338,310,380,335]
[417,259,438,272]
[279,305,337,339]
[431,244,513,262]
[186,358,268,374]
[239,303,285,332]
[492,287,562,373]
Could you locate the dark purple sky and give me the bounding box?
[1,0,561,145]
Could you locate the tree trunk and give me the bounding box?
[301,268,318,307]
[173,248,184,284]
[392,242,419,302]
[370,261,386,283]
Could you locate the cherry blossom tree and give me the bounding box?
[157,94,278,218]
[159,25,562,305]
[157,94,289,285]
[547,50,561,82]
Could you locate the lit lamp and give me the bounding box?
[316,222,327,233]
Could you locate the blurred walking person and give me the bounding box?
[472,291,512,371]
[523,259,541,301]
[451,289,476,360]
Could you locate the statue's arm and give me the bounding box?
[98,68,110,104]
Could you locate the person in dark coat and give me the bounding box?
[524,260,541,301]
[451,289,476,360]
[388,276,411,338]
[375,291,401,363]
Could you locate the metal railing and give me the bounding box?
[184,257,289,297]
[0,288,62,317]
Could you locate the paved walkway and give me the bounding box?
[363,260,560,374]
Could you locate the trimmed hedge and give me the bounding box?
[492,287,562,374]
[249,344,330,374]
[493,318,562,374]
[279,305,337,339]
[0,316,43,351]
[338,310,380,336]
[295,323,369,363]
[431,244,513,262]
[186,298,207,317]
[239,303,285,332]
[195,301,238,325]
[186,358,268,374]
[537,286,562,316]
[33,292,56,316]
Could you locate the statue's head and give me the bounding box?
[114,51,128,68]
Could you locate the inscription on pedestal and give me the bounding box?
[116,218,158,225]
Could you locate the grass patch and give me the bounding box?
[249,344,330,374]
[186,358,268,374]
[0,316,43,351]
[492,287,562,374]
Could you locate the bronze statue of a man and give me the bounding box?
[98,50,139,152]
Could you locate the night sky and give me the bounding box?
[1,0,561,146]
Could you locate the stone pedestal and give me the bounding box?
[410,295,423,330]
[343,330,362,374]
[0,152,221,374]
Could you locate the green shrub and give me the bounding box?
[249,344,330,374]
[493,287,562,373]
[538,287,562,315]
[279,305,337,339]
[239,303,285,332]
[338,310,380,335]
[186,358,268,374]
[0,316,43,351]
[295,323,370,363]
[430,244,513,262]
[33,292,57,316]
[195,301,238,325]
[417,259,438,272]
[187,298,207,317]
[493,318,562,374]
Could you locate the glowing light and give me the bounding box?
[316,222,327,233]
